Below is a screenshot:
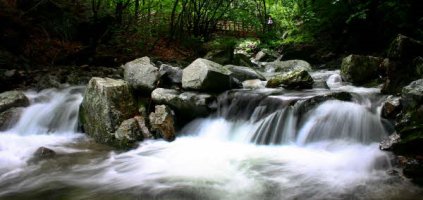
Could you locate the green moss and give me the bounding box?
[266,69,314,89]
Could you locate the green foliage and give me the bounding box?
[235,38,261,55]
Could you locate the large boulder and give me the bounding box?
[225,65,265,82]
[0,90,29,113]
[79,77,138,148]
[266,69,314,89]
[123,57,159,92]
[182,58,239,91]
[151,88,215,121]
[340,54,383,85]
[264,60,312,74]
[149,105,176,141]
[382,35,423,94]
[388,34,423,60]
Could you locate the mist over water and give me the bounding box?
[0,74,422,200]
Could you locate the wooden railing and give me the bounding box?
[215,20,260,37]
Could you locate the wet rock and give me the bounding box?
[255,49,279,62]
[123,57,159,92]
[0,90,29,113]
[388,34,423,60]
[340,54,383,85]
[79,77,138,148]
[114,118,144,148]
[401,79,423,110]
[266,69,314,89]
[294,91,353,118]
[33,147,56,160]
[149,105,176,141]
[225,65,265,82]
[159,64,182,87]
[182,58,239,91]
[382,96,402,119]
[151,88,215,120]
[0,107,24,131]
[242,79,266,89]
[380,133,401,151]
[264,60,311,74]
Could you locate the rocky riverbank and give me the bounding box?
[1,34,422,184]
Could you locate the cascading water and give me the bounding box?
[0,87,85,174]
[0,72,422,200]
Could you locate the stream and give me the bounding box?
[0,70,422,200]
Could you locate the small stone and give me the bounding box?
[33,147,56,160]
[149,105,176,141]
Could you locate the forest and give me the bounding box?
[1,0,421,67]
[0,1,423,199]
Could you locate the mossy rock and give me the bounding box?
[340,54,383,85]
[79,77,138,148]
[266,69,314,89]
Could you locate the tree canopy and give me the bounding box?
[0,0,421,66]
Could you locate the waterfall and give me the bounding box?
[0,87,85,174]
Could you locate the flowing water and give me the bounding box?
[0,71,422,200]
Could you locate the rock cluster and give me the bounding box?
[78,52,320,149]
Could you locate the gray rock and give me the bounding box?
[182,58,239,91]
[114,118,144,148]
[159,64,183,85]
[401,79,423,110]
[266,69,314,89]
[149,105,176,141]
[151,88,215,119]
[123,57,159,92]
[225,65,265,82]
[79,77,138,148]
[0,90,29,113]
[340,54,383,85]
[264,60,312,74]
[0,107,24,131]
[382,96,402,119]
